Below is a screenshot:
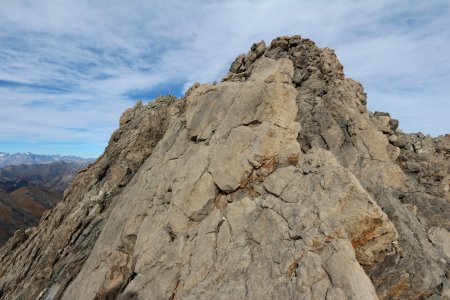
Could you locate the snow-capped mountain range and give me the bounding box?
[0,152,94,168]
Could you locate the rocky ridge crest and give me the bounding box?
[0,36,448,300]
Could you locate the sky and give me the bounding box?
[0,0,449,158]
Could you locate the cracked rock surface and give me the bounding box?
[0,36,449,300]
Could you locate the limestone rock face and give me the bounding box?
[0,36,449,300]
[0,96,180,299]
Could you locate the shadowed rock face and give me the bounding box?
[0,36,448,300]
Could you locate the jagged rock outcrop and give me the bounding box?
[0,36,448,300]
[0,97,180,299]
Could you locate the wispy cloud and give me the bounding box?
[0,0,449,157]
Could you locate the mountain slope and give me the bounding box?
[0,36,448,300]
[0,161,88,245]
[8,186,60,217]
[0,161,87,193]
[0,187,44,245]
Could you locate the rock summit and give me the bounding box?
[0,36,449,300]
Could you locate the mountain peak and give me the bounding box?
[224,36,344,84]
[0,36,448,300]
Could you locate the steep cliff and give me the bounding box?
[0,36,448,300]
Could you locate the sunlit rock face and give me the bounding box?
[0,35,448,300]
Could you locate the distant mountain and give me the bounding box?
[0,187,59,245]
[0,161,87,194]
[0,152,93,168]
[0,160,89,245]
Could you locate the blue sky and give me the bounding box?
[0,0,449,158]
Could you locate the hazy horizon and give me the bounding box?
[0,149,95,159]
[1,1,449,158]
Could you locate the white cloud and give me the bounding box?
[0,0,448,156]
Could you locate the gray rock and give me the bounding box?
[229,53,245,73]
[428,227,450,263]
[0,35,448,300]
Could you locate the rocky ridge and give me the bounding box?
[0,36,448,300]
